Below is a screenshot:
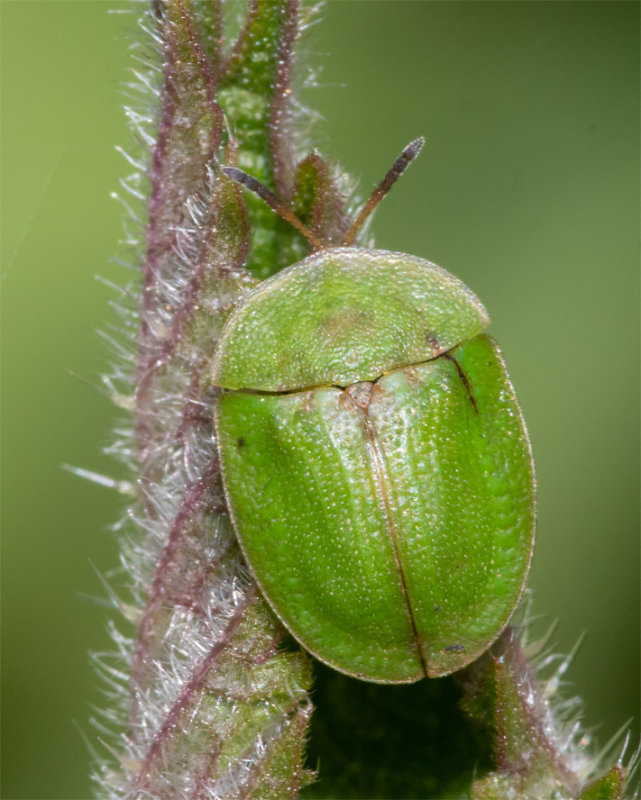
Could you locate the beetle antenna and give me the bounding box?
[343,137,425,246]
[221,166,325,250]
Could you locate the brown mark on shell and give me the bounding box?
[426,332,442,356]
[320,307,372,344]
[345,381,375,410]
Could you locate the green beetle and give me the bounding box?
[213,140,535,683]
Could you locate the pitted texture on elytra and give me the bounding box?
[212,248,490,391]
[215,335,535,683]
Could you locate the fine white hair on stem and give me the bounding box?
[91,2,317,797]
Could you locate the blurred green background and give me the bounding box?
[1,2,638,797]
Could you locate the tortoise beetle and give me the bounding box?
[212,140,535,683]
